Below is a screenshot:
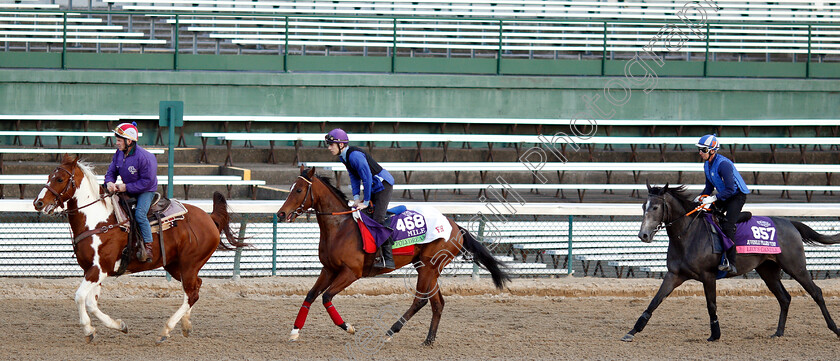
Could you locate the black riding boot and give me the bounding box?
[376,216,395,269]
[719,245,738,274]
[378,238,395,269]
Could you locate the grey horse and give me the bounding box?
[623,183,840,342]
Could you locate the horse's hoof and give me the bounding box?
[621,334,634,342]
[119,320,128,334]
[770,333,783,339]
[422,339,434,347]
[156,336,168,345]
[289,330,300,342]
[707,336,720,342]
[345,323,356,335]
[182,328,191,338]
[384,336,392,343]
[85,331,96,344]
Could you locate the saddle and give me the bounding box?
[708,207,753,226]
[111,193,188,272]
[113,193,188,233]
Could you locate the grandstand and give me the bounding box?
[0,0,839,74]
[1,0,840,279]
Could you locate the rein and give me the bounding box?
[653,198,709,237]
[58,192,111,217]
[291,176,360,217]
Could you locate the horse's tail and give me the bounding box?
[792,220,840,246]
[458,226,511,289]
[210,191,249,250]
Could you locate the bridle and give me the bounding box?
[287,175,358,219]
[42,164,109,217]
[289,176,316,219]
[648,194,706,236]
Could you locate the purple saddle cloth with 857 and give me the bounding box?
[705,214,780,254]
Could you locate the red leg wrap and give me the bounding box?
[325,302,344,326]
[293,301,312,329]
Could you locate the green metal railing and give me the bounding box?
[4,211,840,279]
[1,9,839,77]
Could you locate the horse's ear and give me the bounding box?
[61,153,74,165]
[306,167,315,179]
[663,183,670,191]
[646,181,652,192]
[299,165,305,172]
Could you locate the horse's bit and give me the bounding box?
[290,176,316,219]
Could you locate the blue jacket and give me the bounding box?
[340,146,395,204]
[104,145,158,196]
[701,154,750,201]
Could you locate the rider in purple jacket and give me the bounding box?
[105,122,158,262]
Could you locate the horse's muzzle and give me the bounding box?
[33,200,45,211]
[638,230,653,243]
[277,211,295,223]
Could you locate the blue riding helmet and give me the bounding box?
[696,134,720,151]
[325,128,349,145]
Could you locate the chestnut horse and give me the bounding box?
[277,168,511,346]
[33,155,247,344]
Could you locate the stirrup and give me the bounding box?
[718,258,734,272]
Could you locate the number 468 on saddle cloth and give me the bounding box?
[354,205,452,255]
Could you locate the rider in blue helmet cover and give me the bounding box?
[694,134,751,274]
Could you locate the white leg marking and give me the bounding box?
[75,280,98,337]
[85,282,123,331]
[162,294,191,339]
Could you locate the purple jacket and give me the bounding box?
[104,145,158,196]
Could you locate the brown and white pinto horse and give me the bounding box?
[32,155,247,344]
[277,168,511,346]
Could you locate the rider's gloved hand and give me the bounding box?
[693,194,709,202]
[701,195,717,205]
[354,200,369,210]
[106,182,117,193]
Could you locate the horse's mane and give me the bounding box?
[68,158,113,212]
[301,168,350,205]
[649,184,694,210]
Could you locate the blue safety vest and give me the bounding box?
[704,154,750,198]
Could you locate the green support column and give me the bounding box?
[567,215,573,276]
[806,25,812,79]
[272,213,278,276]
[233,214,249,280]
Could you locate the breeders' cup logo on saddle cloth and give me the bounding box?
[128,166,138,175]
[756,220,772,227]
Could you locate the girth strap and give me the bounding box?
[156,212,167,266]
[73,219,129,245]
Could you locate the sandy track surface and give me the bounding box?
[2,277,840,360]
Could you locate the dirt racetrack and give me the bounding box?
[2,276,840,360]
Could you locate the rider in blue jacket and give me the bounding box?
[694,134,750,274]
[326,128,396,269]
[105,122,159,262]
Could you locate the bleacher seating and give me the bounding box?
[0,10,165,49]
[0,174,265,199]
[112,0,840,23]
[2,1,839,63]
[302,161,840,202]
